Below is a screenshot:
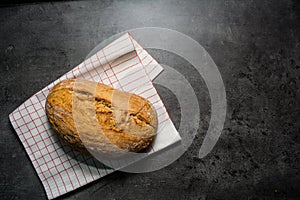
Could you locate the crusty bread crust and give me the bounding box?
[45,79,157,155]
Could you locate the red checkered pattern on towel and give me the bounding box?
[9,33,180,199]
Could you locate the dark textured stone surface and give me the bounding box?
[0,0,299,199]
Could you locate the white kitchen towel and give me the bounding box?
[9,33,181,199]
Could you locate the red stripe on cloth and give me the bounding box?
[73,154,88,185]
[82,60,96,80]
[136,85,153,96]
[113,67,145,84]
[91,159,102,178]
[159,117,170,125]
[28,98,68,194]
[89,57,104,83]
[102,48,124,91]
[128,81,151,93]
[121,75,148,88]
[21,109,61,197]
[12,106,44,121]
[104,61,140,80]
[140,53,149,62]
[145,92,158,100]
[147,64,159,77]
[111,53,137,69]
[82,156,96,182]
[16,99,45,116]
[96,51,113,86]
[144,58,154,68]
[35,95,75,191]
[128,33,152,81]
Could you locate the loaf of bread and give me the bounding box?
[45,79,158,155]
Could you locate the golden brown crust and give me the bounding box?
[45,79,157,155]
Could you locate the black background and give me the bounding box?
[1,0,299,199]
